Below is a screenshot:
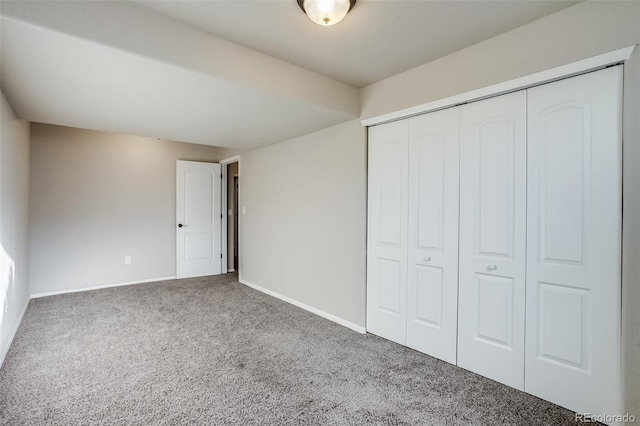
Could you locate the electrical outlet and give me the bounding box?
[124,256,131,265]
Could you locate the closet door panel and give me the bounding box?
[526,66,622,416]
[366,120,409,345]
[406,108,460,363]
[458,90,527,390]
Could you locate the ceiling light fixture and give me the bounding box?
[297,0,356,27]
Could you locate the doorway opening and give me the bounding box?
[226,162,239,272]
[221,156,241,277]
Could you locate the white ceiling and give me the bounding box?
[0,1,578,149]
[130,0,579,88]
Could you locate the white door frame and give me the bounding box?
[220,155,241,277]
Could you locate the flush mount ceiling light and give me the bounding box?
[297,0,356,26]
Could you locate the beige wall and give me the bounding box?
[29,124,221,295]
[361,1,639,121]
[623,47,640,421]
[0,92,30,364]
[237,120,367,327]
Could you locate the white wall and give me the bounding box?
[233,120,367,328]
[29,124,221,295]
[361,1,640,418]
[0,92,30,365]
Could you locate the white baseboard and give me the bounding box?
[1,296,30,368]
[227,268,235,273]
[30,276,177,299]
[239,279,366,334]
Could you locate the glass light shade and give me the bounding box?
[303,0,351,26]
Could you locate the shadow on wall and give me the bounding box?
[0,243,16,329]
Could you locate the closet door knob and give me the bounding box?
[423,256,432,262]
[487,264,498,271]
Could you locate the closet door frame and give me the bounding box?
[364,46,632,420]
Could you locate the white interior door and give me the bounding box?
[176,160,222,279]
[366,120,409,345]
[406,108,460,364]
[525,67,622,416]
[458,91,527,390]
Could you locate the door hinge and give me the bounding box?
[220,253,223,259]
[221,173,223,179]
[220,214,223,219]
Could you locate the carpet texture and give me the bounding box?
[1,274,580,425]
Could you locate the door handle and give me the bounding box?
[487,264,498,271]
[178,223,187,228]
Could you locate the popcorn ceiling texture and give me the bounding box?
[0,273,578,425]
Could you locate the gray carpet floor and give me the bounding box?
[1,273,580,425]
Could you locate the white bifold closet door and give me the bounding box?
[406,108,460,364]
[366,120,409,345]
[525,67,622,416]
[457,90,527,390]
